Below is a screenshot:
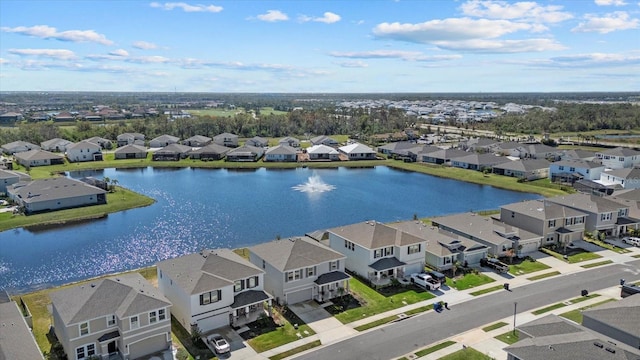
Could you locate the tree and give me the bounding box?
[451,260,461,277]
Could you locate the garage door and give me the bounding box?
[519,242,540,256]
[128,333,168,360]
[197,313,228,333]
[286,288,313,305]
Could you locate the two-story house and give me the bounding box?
[500,200,587,249]
[547,193,638,238]
[598,168,640,190]
[431,212,542,257]
[549,159,605,184]
[327,221,426,286]
[49,273,172,360]
[248,236,350,305]
[66,140,103,162]
[596,147,640,169]
[156,249,272,334]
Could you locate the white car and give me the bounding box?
[410,273,441,291]
[207,334,230,354]
[622,237,640,247]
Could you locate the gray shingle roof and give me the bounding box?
[249,236,345,272]
[388,222,488,256]
[231,290,271,309]
[547,193,624,214]
[492,159,551,172]
[501,200,587,220]
[115,144,148,154]
[603,167,640,180]
[189,143,231,155]
[14,149,63,161]
[328,221,424,249]
[49,273,170,326]
[451,153,507,166]
[553,159,604,169]
[0,301,45,360]
[314,271,350,285]
[370,257,406,271]
[582,294,640,340]
[266,144,297,155]
[8,177,106,204]
[598,147,640,157]
[431,212,540,246]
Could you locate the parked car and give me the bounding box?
[207,334,230,354]
[480,258,510,273]
[427,270,447,285]
[410,272,441,291]
[622,237,640,247]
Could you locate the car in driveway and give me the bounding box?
[622,236,640,246]
[207,333,230,354]
[410,273,441,290]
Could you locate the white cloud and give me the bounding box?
[572,11,639,33]
[1,25,113,45]
[336,61,368,68]
[132,41,158,50]
[595,0,627,6]
[8,48,77,60]
[127,55,171,64]
[256,10,289,22]
[149,2,222,13]
[299,12,341,24]
[373,18,544,43]
[460,0,573,23]
[550,53,640,66]
[329,50,462,61]
[109,49,129,57]
[0,58,8,64]
[433,38,566,53]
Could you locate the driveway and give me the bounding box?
[201,326,258,360]
[288,301,357,344]
[571,239,606,253]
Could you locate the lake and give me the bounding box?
[0,166,540,293]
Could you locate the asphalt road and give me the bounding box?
[295,260,640,360]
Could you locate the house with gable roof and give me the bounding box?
[226,145,264,162]
[306,144,340,161]
[278,136,300,148]
[1,140,40,154]
[338,142,376,160]
[549,159,605,184]
[249,236,350,305]
[213,132,239,148]
[49,272,172,360]
[14,149,65,167]
[116,133,145,147]
[8,177,106,214]
[156,249,273,334]
[420,148,468,165]
[264,144,298,162]
[310,135,339,147]
[0,297,45,360]
[450,153,507,171]
[149,135,179,148]
[596,147,640,169]
[189,143,231,160]
[492,159,550,180]
[182,135,212,147]
[598,168,640,190]
[41,138,74,152]
[327,221,426,286]
[66,140,103,162]
[114,144,148,160]
[245,136,269,148]
[0,168,30,194]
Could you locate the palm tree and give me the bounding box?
[451,260,461,277]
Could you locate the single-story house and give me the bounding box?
[149,135,180,148]
[226,145,264,162]
[0,111,24,123]
[420,148,468,165]
[66,141,103,162]
[8,177,107,214]
[1,140,40,154]
[278,136,300,148]
[182,135,212,147]
[338,143,376,160]
[516,144,563,160]
[152,143,191,161]
[50,273,172,360]
[156,249,273,334]
[310,135,338,147]
[0,169,30,194]
[561,149,596,161]
[264,145,297,162]
[116,133,145,147]
[84,137,113,150]
[306,144,339,161]
[249,236,350,305]
[14,149,65,168]
[213,133,239,148]
[41,138,74,152]
[450,153,507,171]
[114,144,148,159]
[492,159,550,180]
[458,138,499,153]
[245,136,269,148]
[189,143,231,160]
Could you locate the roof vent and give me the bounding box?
[594,342,603,348]
[605,347,616,354]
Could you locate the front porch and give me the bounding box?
[230,290,273,328]
[368,257,406,287]
[313,271,350,302]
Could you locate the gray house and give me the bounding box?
[420,148,468,165]
[41,138,74,152]
[14,149,65,167]
[213,132,239,148]
[310,135,338,147]
[50,273,172,360]
[182,135,212,147]
[264,144,297,162]
[8,177,106,214]
[582,294,639,350]
[189,143,231,160]
[278,136,300,148]
[226,145,264,162]
[450,153,507,171]
[149,135,179,148]
[249,236,350,305]
[0,169,30,194]
[114,144,148,159]
[245,136,269,148]
[1,140,40,154]
[0,300,44,360]
[492,159,550,180]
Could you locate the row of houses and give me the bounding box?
[8,184,640,359]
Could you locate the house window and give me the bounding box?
[107,315,116,327]
[234,280,244,292]
[158,308,166,321]
[262,260,266,269]
[79,322,89,336]
[600,213,612,221]
[247,276,258,288]
[130,316,139,329]
[159,270,162,279]
[618,209,628,217]
[548,220,556,228]
[286,271,294,283]
[408,244,421,254]
[511,211,515,218]
[150,311,157,324]
[329,260,339,271]
[76,344,95,360]
[374,249,382,258]
[546,234,556,242]
[294,269,302,280]
[306,267,315,277]
[565,218,573,226]
[199,290,221,305]
[558,166,564,171]
[569,167,575,172]
[384,247,394,256]
[620,157,624,161]
[344,240,354,251]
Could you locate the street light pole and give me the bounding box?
[513,302,518,335]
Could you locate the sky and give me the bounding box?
[0,0,638,93]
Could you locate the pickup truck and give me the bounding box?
[410,273,441,290]
[480,258,510,273]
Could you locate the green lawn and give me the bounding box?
[470,285,505,296]
[509,259,551,276]
[446,273,496,291]
[354,315,399,331]
[334,278,435,324]
[495,330,525,345]
[247,311,315,353]
[439,347,494,360]
[581,260,614,268]
[532,303,568,315]
[414,340,456,357]
[482,322,508,332]
[559,299,617,324]
[405,304,433,316]
[527,271,561,281]
[269,340,321,360]
[539,247,602,263]
[633,254,640,258]
[0,186,155,232]
[582,237,631,254]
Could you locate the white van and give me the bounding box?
[622,237,640,247]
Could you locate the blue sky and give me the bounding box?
[0,0,638,92]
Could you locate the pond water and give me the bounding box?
[0,166,540,293]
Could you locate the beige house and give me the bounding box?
[14,149,64,167]
[7,177,106,214]
[49,273,172,360]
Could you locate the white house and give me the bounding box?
[149,135,179,148]
[14,149,65,168]
[598,168,640,190]
[549,159,605,183]
[156,249,273,334]
[41,138,74,152]
[327,221,426,286]
[307,144,340,161]
[596,147,640,169]
[338,143,376,160]
[66,141,103,162]
[249,236,350,305]
[8,177,107,214]
[264,144,297,162]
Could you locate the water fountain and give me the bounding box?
[292,174,336,193]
